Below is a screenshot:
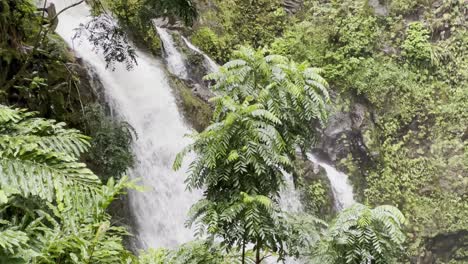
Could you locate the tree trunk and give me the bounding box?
[242,239,246,264]
[256,239,262,264]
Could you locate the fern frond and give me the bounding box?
[0,228,29,254]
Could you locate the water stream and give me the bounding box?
[51,2,354,260]
[53,0,198,249]
[182,36,220,73]
[154,26,189,79]
[306,153,355,210]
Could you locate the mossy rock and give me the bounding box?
[169,76,212,132]
[295,157,335,219]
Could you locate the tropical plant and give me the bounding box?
[187,193,288,264]
[141,0,197,25]
[401,22,432,64]
[313,204,406,264]
[0,105,137,263]
[81,105,135,181]
[206,47,330,155]
[139,240,251,264]
[174,47,330,263]
[0,105,100,204]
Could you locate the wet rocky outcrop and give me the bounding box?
[295,156,336,217]
[315,101,376,189]
[415,230,468,264]
[153,17,185,31]
[319,103,373,163]
[368,0,389,16]
[153,22,214,130]
[283,0,304,14]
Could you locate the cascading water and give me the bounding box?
[279,172,303,213]
[306,153,355,210]
[52,0,199,249]
[182,36,220,73]
[154,25,189,79]
[50,2,352,261]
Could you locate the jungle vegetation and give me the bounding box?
[1,0,466,263]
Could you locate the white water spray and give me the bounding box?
[279,172,303,213]
[182,36,220,73]
[154,26,189,79]
[53,0,198,249]
[306,153,355,210]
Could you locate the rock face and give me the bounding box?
[312,101,376,201]
[283,0,304,14]
[38,3,59,31]
[318,103,374,167]
[153,16,185,30]
[368,0,389,16]
[415,230,468,264]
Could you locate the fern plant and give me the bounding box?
[0,105,100,205]
[0,105,136,263]
[138,240,252,264]
[313,204,406,264]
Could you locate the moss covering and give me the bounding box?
[194,0,467,261]
[169,76,212,132]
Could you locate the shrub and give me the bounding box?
[401,22,432,64]
[81,105,135,181]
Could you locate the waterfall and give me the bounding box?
[52,0,199,249]
[154,26,189,79]
[306,153,355,210]
[182,36,220,73]
[279,172,303,213]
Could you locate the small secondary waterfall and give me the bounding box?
[53,0,198,249]
[306,153,355,210]
[280,172,303,213]
[182,36,220,73]
[154,26,189,79]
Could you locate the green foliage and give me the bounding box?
[0,105,99,204]
[207,47,330,149]
[313,204,406,264]
[174,47,330,262]
[0,0,40,87]
[0,105,137,263]
[269,21,325,65]
[263,0,467,261]
[81,105,135,181]
[401,22,432,64]
[187,193,288,259]
[175,47,329,196]
[270,1,380,81]
[139,240,253,264]
[190,27,229,63]
[104,0,162,56]
[193,0,288,62]
[388,0,421,14]
[304,181,328,215]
